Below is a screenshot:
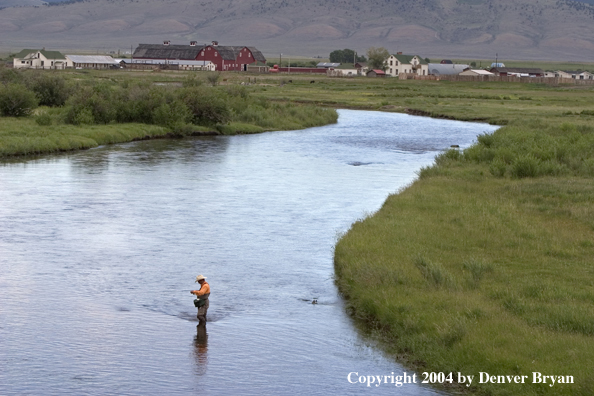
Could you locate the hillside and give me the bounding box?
[1,0,594,61]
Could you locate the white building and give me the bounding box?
[553,70,593,80]
[385,54,429,78]
[66,55,119,69]
[428,63,469,75]
[459,69,495,76]
[13,49,71,69]
[124,59,215,71]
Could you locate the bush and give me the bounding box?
[205,72,221,86]
[151,100,193,129]
[511,154,540,178]
[179,87,230,125]
[0,83,38,117]
[27,74,71,107]
[35,112,52,126]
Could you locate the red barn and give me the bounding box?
[196,42,266,71]
[133,41,266,71]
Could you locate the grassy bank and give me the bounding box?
[321,76,594,395]
[0,69,338,158]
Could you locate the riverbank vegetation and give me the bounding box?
[312,78,593,393]
[0,69,337,157]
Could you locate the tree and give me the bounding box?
[329,49,367,64]
[366,47,390,70]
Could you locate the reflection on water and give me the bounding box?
[0,110,497,395]
[194,324,209,376]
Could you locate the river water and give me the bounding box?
[0,110,497,395]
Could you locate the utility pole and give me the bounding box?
[280,53,282,69]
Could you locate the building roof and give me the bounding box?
[133,43,266,63]
[14,49,66,60]
[428,63,469,75]
[491,67,544,74]
[246,47,267,63]
[392,54,428,65]
[367,69,386,75]
[66,55,118,64]
[317,62,341,68]
[133,44,205,60]
[462,69,494,76]
[561,70,592,75]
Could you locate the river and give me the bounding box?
[0,110,498,395]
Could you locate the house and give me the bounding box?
[355,62,368,76]
[428,63,469,75]
[459,69,495,76]
[133,41,266,71]
[331,63,358,77]
[385,53,429,78]
[366,69,386,78]
[490,67,544,77]
[13,49,71,69]
[66,55,119,69]
[553,70,594,80]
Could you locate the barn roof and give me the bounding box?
[133,43,266,62]
[246,47,266,63]
[133,44,204,60]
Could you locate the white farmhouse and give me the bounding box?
[385,53,429,78]
[13,49,71,69]
[553,70,593,80]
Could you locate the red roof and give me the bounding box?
[371,69,385,75]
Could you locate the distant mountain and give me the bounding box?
[1,0,594,61]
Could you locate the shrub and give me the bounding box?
[35,112,52,126]
[205,72,221,86]
[0,83,38,117]
[179,87,230,125]
[489,158,507,177]
[182,74,204,88]
[511,154,540,178]
[27,74,71,107]
[151,100,193,129]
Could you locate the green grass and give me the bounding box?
[335,174,594,395]
[0,116,170,156]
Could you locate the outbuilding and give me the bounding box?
[66,55,119,69]
[428,63,469,75]
[459,69,495,76]
[366,69,386,78]
[490,67,544,77]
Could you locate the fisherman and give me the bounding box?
[191,275,210,324]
